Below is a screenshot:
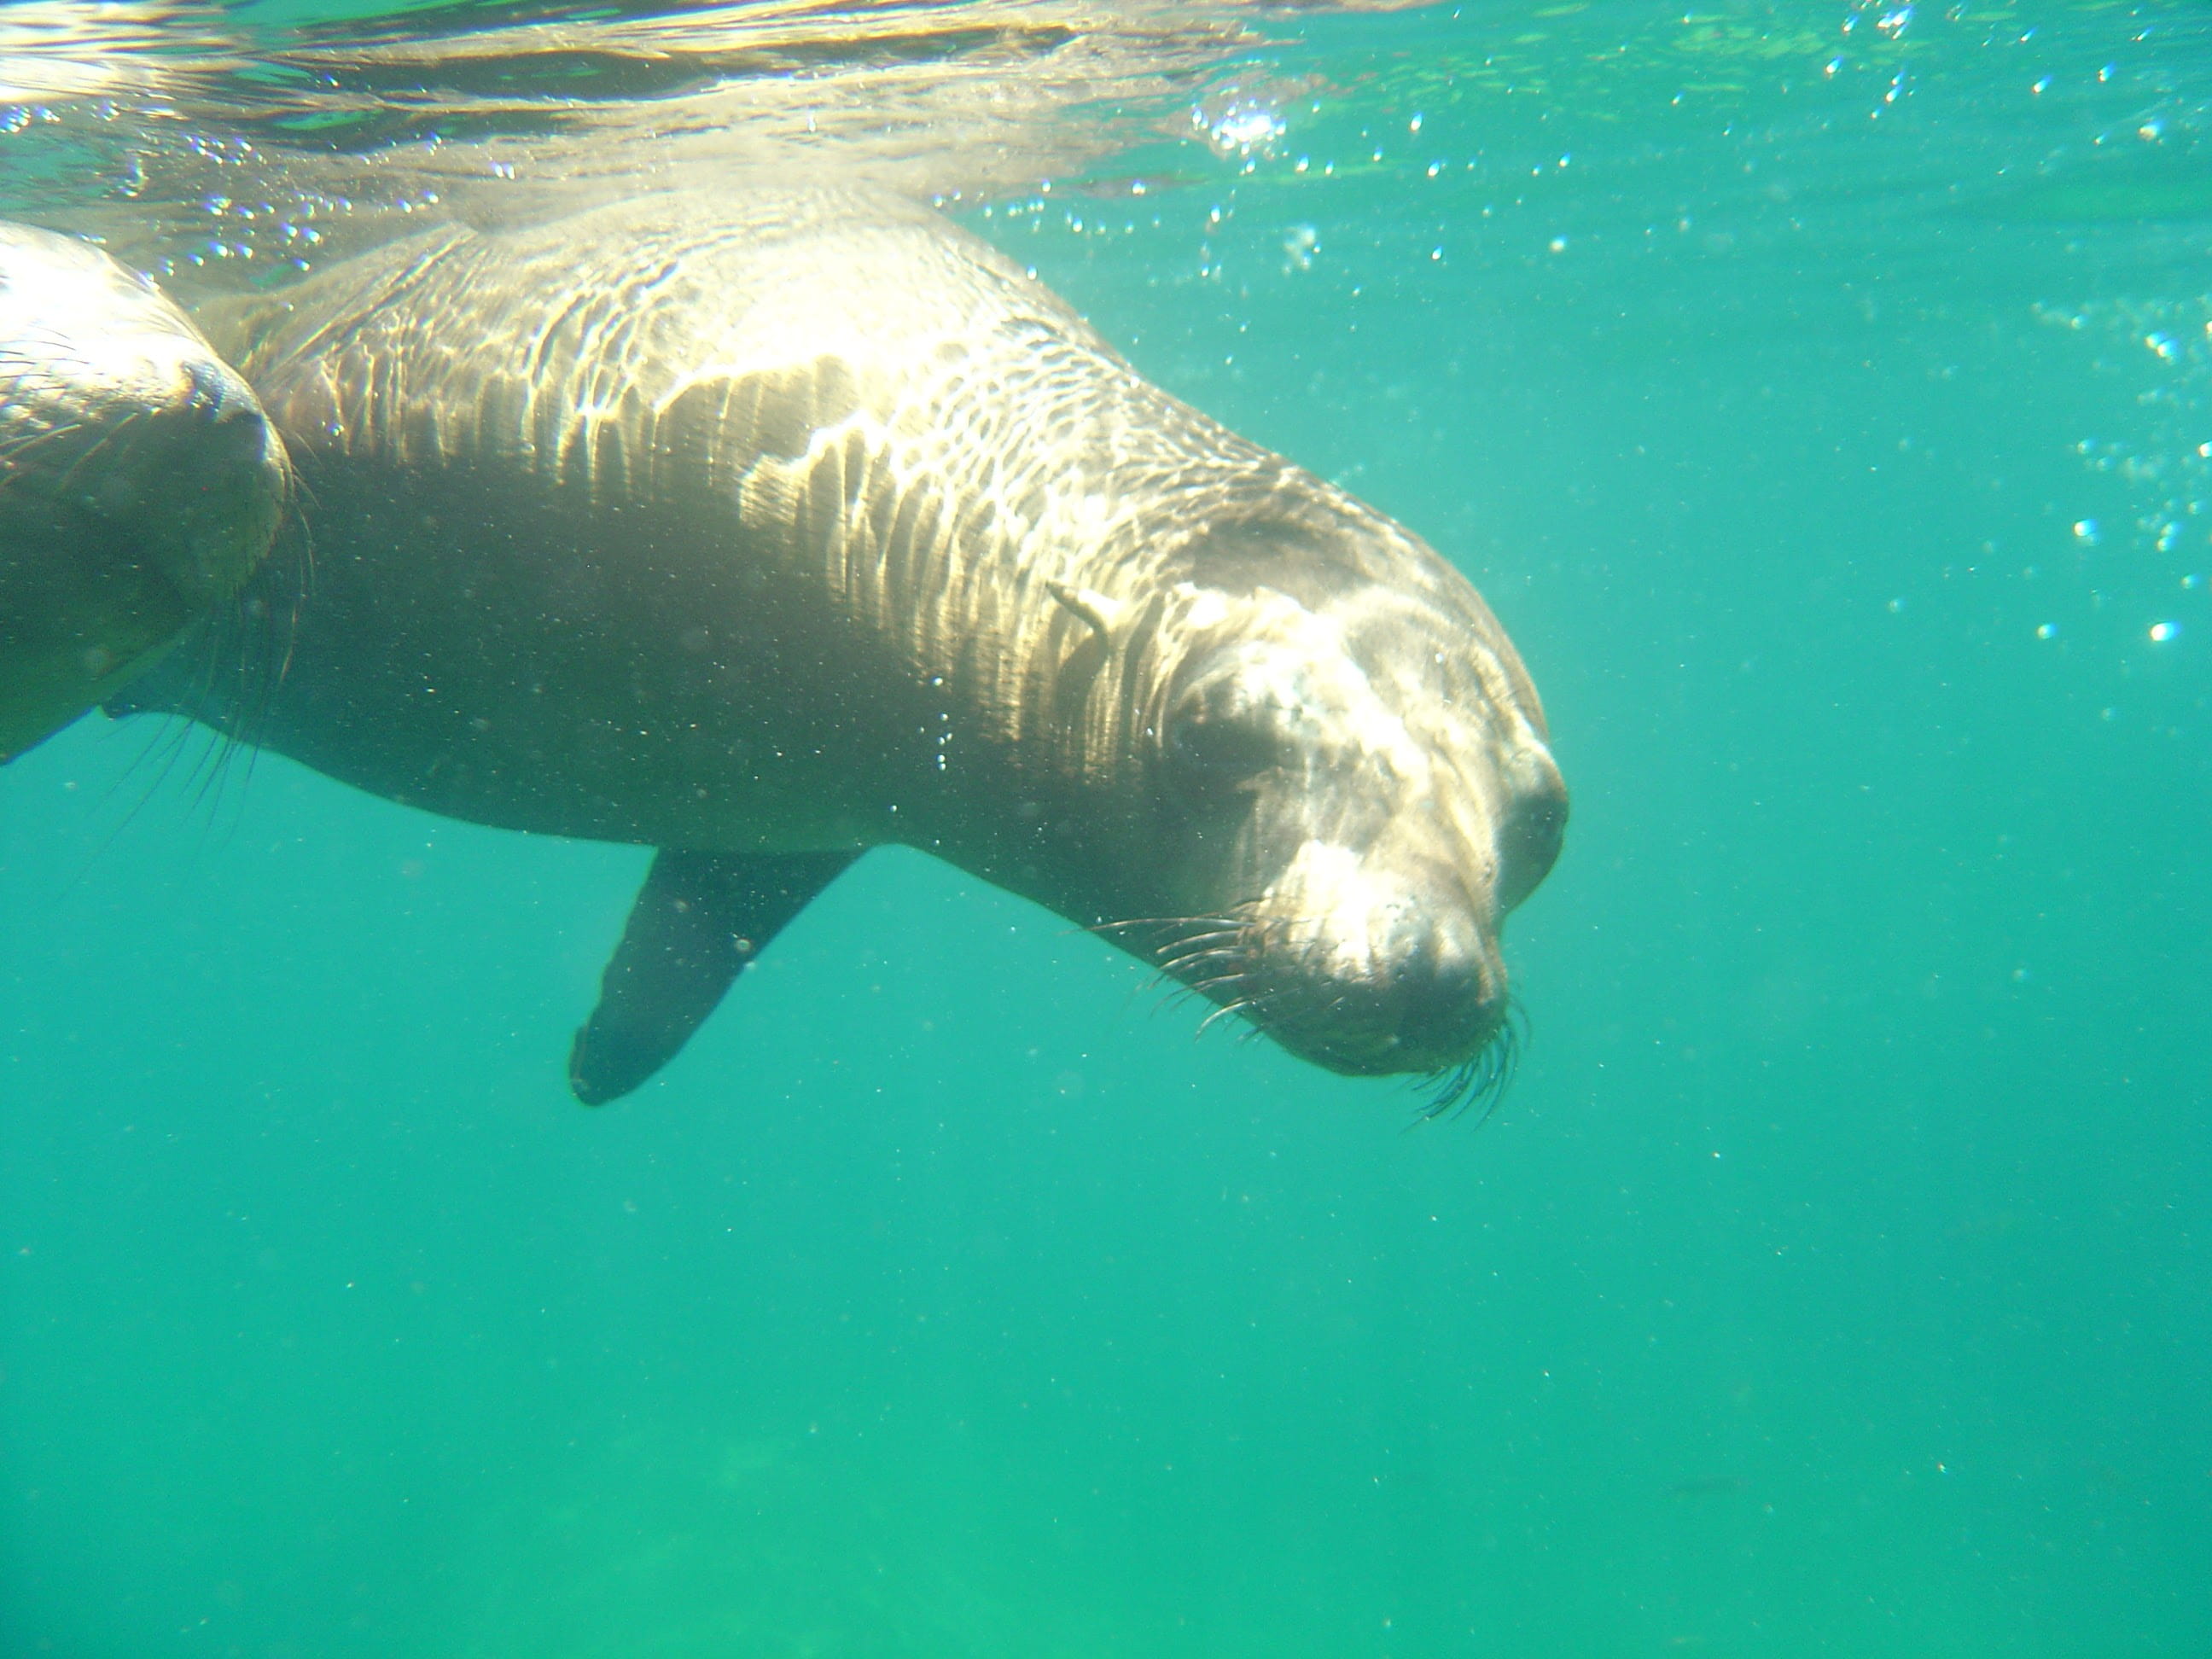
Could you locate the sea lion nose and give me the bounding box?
[1372,905,1507,1068]
[180,358,275,461]
[147,359,288,602]
[1275,880,1506,1077]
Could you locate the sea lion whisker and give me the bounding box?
[1413,1002,1523,1125]
[1086,913,1245,940]
[1159,942,1247,969]
[1155,943,1246,975]
[88,709,225,878]
[1186,970,1254,997]
[1156,922,1243,946]
[50,405,147,492]
[54,713,213,891]
[1195,998,1256,1038]
[0,415,89,466]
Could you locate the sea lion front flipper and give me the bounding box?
[568,847,859,1105]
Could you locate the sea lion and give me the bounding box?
[133,188,1565,1108]
[0,220,288,762]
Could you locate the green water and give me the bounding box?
[3,2,2207,1654]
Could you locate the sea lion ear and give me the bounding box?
[568,847,859,1105]
[1045,580,1126,649]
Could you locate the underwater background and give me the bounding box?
[2,0,2207,1653]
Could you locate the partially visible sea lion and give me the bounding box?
[135,189,1565,1109]
[0,221,288,762]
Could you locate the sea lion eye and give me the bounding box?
[1165,707,1280,790]
[1496,781,1569,912]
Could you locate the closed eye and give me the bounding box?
[1166,709,1281,791]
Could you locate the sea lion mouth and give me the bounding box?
[1248,929,1510,1082]
[1113,883,1516,1110]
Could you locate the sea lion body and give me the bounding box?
[0,221,288,761]
[145,189,1564,1102]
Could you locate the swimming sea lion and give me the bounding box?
[0,220,288,762]
[135,188,1565,1108]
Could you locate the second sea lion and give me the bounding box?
[0,221,288,762]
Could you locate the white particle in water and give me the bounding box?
[2036,623,2058,639]
[1548,236,1568,253]
[2146,332,2177,359]
[2149,620,2180,642]
[2073,519,2100,544]
[2031,77,2051,95]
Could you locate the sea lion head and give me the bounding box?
[1048,490,1564,1108]
[0,221,288,760]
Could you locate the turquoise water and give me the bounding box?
[3,2,2208,1654]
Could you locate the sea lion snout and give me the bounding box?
[148,358,291,606]
[1111,557,1563,1104]
[1248,838,1513,1078]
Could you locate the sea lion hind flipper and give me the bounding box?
[568,846,859,1105]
